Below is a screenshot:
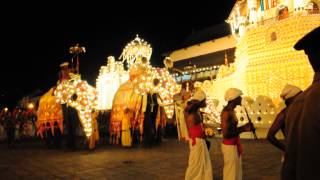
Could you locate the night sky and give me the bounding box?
[1,1,235,108]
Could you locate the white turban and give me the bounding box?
[192,90,206,101]
[280,84,301,100]
[224,88,243,102]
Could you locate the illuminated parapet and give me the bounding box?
[213,13,319,104]
[96,56,129,110]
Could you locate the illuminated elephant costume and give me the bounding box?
[54,73,99,148]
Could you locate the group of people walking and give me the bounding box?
[0,107,36,147]
[183,87,253,180]
[183,26,320,180]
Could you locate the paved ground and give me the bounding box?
[0,137,282,180]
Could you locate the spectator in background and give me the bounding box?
[267,84,301,152]
[282,26,320,180]
[3,109,15,147]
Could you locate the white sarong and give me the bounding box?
[185,138,213,180]
[221,144,242,180]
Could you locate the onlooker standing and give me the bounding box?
[221,88,253,180]
[3,110,15,147]
[267,84,302,152]
[282,27,320,180]
[185,90,212,180]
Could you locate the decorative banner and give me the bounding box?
[37,87,63,138]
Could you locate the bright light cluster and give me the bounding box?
[205,13,319,127]
[119,34,152,69]
[96,56,129,110]
[132,66,180,118]
[54,75,97,137]
[202,98,221,124]
[210,14,319,103]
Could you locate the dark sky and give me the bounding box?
[1,1,235,108]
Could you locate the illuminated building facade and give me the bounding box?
[214,0,320,102]
[169,0,319,138]
[96,56,129,110]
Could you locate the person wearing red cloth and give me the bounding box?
[185,90,213,180]
[221,88,253,180]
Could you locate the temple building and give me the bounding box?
[212,0,319,102]
[169,0,320,138]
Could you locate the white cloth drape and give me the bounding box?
[175,104,189,141]
[221,144,242,180]
[185,138,213,180]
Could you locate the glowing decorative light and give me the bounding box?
[96,56,129,110]
[199,7,319,129]
[202,98,221,124]
[211,13,319,104]
[119,34,152,69]
[117,35,179,119]
[54,74,97,137]
[131,66,179,118]
[27,103,34,109]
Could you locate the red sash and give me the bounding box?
[188,124,204,146]
[223,136,243,156]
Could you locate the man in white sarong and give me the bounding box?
[185,90,212,180]
[221,88,253,180]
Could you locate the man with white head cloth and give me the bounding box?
[185,90,213,180]
[220,88,253,180]
[267,84,302,152]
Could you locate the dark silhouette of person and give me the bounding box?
[3,110,15,147]
[267,84,302,152]
[45,122,53,149]
[282,26,320,180]
[53,121,62,149]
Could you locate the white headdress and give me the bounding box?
[224,88,243,102]
[280,84,301,100]
[193,90,206,101]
